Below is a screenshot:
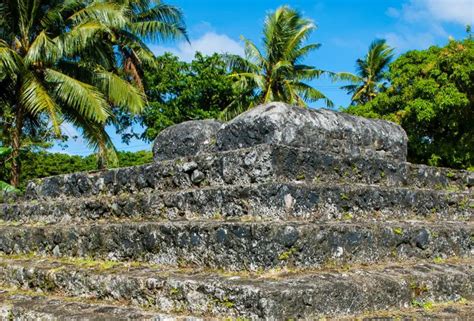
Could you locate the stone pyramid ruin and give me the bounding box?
[0,102,472,319]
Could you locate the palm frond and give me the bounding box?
[332,71,361,83]
[128,20,186,42]
[293,81,334,107]
[0,42,21,75]
[224,54,260,73]
[45,68,110,123]
[95,69,145,114]
[242,36,265,65]
[55,21,111,57]
[25,31,60,65]
[19,71,61,134]
[68,2,128,29]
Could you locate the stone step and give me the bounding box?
[0,256,471,319]
[0,220,471,270]
[3,182,472,223]
[347,300,473,320]
[16,145,473,202]
[2,293,472,321]
[0,291,199,320]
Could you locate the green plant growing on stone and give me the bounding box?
[390,248,398,258]
[296,173,306,180]
[446,171,456,179]
[393,227,403,235]
[200,179,210,187]
[212,296,235,310]
[212,212,223,220]
[445,185,459,192]
[169,287,181,296]
[342,213,353,220]
[221,297,235,309]
[459,197,470,209]
[340,193,349,201]
[433,257,445,264]
[351,165,359,174]
[411,299,433,310]
[278,247,297,261]
[434,183,444,190]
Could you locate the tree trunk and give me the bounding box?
[97,140,107,170]
[10,107,23,188]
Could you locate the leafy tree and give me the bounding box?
[0,149,153,190]
[346,37,474,169]
[138,52,252,141]
[342,39,394,105]
[0,0,186,187]
[224,5,349,118]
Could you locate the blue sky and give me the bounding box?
[51,0,474,156]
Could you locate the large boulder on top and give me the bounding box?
[153,120,222,161]
[216,102,408,161]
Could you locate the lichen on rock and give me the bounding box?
[153,119,223,161]
[216,102,408,161]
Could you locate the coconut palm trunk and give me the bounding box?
[10,107,23,187]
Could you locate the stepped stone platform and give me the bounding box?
[1,102,473,319]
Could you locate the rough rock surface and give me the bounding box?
[0,221,470,270]
[0,259,471,319]
[19,145,473,202]
[153,119,222,161]
[4,183,472,223]
[216,102,408,160]
[0,103,473,319]
[0,293,202,320]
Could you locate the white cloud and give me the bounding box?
[397,0,474,25]
[382,0,472,51]
[150,32,244,61]
[383,31,437,51]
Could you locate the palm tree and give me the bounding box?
[223,5,345,119]
[342,39,394,105]
[107,0,188,89]
[81,0,188,168]
[0,0,187,186]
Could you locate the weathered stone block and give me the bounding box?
[0,259,471,319]
[19,145,472,202]
[0,221,470,270]
[216,102,408,160]
[4,182,472,223]
[153,119,222,161]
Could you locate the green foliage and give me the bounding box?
[0,0,186,186]
[341,39,394,105]
[223,6,352,119]
[278,247,297,260]
[392,227,404,235]
[140,52,252,141]
[345,37,474,169]
[0,147,12,157]
[0,150,152,190]
[0,180,18,193]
